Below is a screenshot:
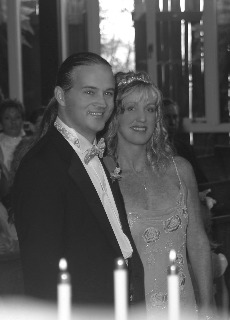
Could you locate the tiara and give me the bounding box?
[117,75,151,87]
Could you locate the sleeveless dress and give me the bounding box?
[121,159,197,318]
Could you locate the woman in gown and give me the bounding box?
[104,71,214,319]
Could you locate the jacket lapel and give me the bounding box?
[100,159,133,241]
[68,154,122,256]
[50,126,128,257]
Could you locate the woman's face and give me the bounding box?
[117,88,157,147]
[1,107,23,137]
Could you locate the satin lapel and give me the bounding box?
[68,154,122,256]
[100,159,132,239]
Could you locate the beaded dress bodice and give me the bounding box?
[120,160,196,317]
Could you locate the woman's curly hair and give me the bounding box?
[104,71,174,171]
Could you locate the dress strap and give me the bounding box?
[172,157,182,187]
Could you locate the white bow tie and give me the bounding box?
[84,138,105,164]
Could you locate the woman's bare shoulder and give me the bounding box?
[172,155,197,185]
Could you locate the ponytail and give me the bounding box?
[33,97,58,145]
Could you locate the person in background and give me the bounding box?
[23,106,46,136]
[0,107,46,295]
[0,144,19,257]
[4,106,47,234]
[163,98,229,314]
[12,52,145,307]
[0,99,25,174]
[29,106,46,132]
[162,99,212,223]
[162,98,208,185]
[104,71,213,318]
[0,99,25,256]
[0,88,4,105]
[8,106,46,188]
[0,143,23,296]
[200,192,229,318]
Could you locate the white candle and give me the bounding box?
[114,258,128,320]
[167,250,180,320]
[57,258,71,320]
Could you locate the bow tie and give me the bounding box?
[84,138,105,164]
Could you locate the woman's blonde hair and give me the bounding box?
[104,71,174,171]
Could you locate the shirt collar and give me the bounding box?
[55,116,95,153]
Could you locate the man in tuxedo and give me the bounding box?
[12,52,145,307]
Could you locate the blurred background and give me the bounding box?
[0,0,230,312]
[0,0,230,155]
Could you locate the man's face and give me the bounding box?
[164,104,179,135]
[59,64,115,143]
[1,107,23,137]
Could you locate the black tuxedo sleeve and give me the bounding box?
[13,158,65,300]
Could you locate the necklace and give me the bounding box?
[132,168,148,191]
[120,165,149,192]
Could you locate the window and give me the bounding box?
[134,0,230,153]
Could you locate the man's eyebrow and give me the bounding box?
[82,86,115,92]
[81,86,97,90]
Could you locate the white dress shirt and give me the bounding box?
[54,117,133,259]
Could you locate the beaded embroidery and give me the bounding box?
[148,292,167,309]
[142,227,160,244]
[84,138,105,164]
[125,157,196,313]
[54,120,80,147]
[118,75,151,87]
[164,214,182,233]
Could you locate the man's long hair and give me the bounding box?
[36,52,112,143]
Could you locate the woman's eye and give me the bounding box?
[147,106,156,113]
[126,105,135,111]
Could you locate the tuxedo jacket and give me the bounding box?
[13,126,145,306]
